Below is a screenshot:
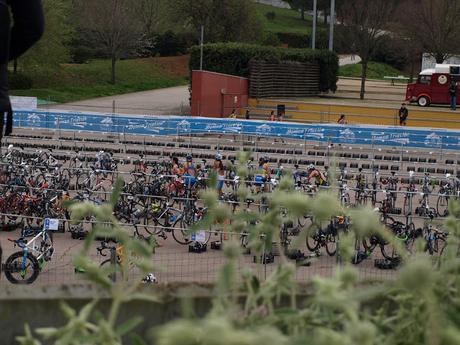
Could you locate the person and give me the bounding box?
[0,0,44,139]
[245,109,250,120]
[277,110,284,122]
[269,111,276,121]
[229,109,237,118]
[398,103,408,126]
[449,80,457,111]
[307,164,327,187]
[213,153,225,197]
[183,154,197,188]
[337,114,347,124]
[170,156,182,176]
[356,168,366,190]
[255,157,270,193]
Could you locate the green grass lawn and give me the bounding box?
[10,58,188,103]
[339,61,404,80]
[255,2,314,34]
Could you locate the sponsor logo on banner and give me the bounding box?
[144,120,166,133]
[339,128,356,143]
[204,122,242,133]
[177,120,191,132]
[256,123,272,135]
[27,113,41,123]
[371,131,410,145]
[285,128,306,137]
[424,133,442,147]
[223,122,243,133]
[305,128,325,139]
[100,117,114,130]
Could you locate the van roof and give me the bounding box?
[420,64,460,75]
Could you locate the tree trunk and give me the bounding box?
[360,59,368,100]
[13,59,18,74]
[111,56,116,84]
[301,8,305,20]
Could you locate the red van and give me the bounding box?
[406,64,460,107]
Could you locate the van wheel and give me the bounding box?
[417,96,430,107]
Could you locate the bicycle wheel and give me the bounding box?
[325,233,337,256]
[435,237,447,256]
[380,242,400,261]
[172,217,210,245]
[436,196,449,217]
[100,259,123,282]
[4,251,40,284]
[306,227,320,252]
[59,169,72,190]
[76,173,90,190]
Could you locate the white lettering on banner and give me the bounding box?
[371,132,410,145]
[305,128,325,139]
[10,96,37,110]
[285,128,305,137]
[424,133,442,147]
[144,121,166,133]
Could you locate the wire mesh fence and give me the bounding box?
[0,227,401,287]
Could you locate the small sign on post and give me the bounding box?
[191,231,207,243]
[44,218,60,231]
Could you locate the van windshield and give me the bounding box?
[419,75,431,84]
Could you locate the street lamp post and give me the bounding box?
[329,0,335,51]
[312,0,317,49]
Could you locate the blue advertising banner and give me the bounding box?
[13,110,460,150]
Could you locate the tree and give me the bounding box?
[338,0,399,99]
[18,0,73,70]
[283,0,312,20]
[173,0,262,43]
[133,0,167,38]
[399,0,460,63]
[77,0,142,84]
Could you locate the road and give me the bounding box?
[43,85,190,116]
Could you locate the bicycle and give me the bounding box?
[3,223,55,284]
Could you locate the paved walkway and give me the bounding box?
[43,85,190,116]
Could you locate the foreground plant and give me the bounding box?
[16,157,460,345]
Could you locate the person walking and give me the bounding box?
[229,109,237,118]
[398,103,408,126]
[0,0,44,139]
[449,80,458,111]
[245,109,250,120]
[337,114,347,124]
[269,110,276,121]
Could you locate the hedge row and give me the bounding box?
[189,43,338,92]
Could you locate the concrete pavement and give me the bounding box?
[43,85,190,116]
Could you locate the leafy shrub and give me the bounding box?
[265,11,276,21]
[8,72,33,90]
[17,156,460,345]
[189,42,339,92]
[262,32,282,47]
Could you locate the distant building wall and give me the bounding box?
[191,71,249,118]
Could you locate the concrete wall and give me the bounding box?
[191,70,249,118]
[0,284,213,345]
